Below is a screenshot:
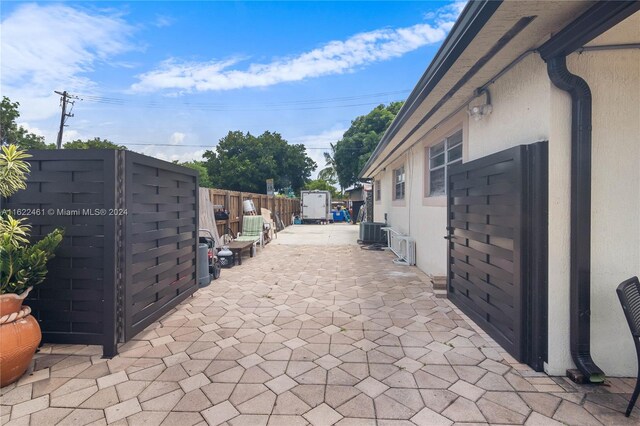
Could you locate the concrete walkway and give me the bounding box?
[272,223,360,246]
[1,225,637,425]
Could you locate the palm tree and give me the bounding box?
[319,144,342,195]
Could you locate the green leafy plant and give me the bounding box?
[0,215,31,247]
[0,144,63,295]
[0,228,63,295]
[0,144,31,198]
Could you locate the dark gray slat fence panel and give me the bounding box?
[3,149,200,355]
[451,203,515,216]
[3,150,118,354]
[447,142,548,370]
[132,210,196,225]
[132,182,193,197]
[132,216,195,235]
[447,147,525,360]
[522,142,549,371]
[123,151,199,341]
[131,246,194,275]
[450,247,514,274]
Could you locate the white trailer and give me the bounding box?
[300,190,331,224]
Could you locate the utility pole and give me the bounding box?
[55,90,79,149]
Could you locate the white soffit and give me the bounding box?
[365,0,593,178]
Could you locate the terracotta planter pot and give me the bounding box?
[0,288,42,388]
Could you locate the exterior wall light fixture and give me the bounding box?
[468,88,493,121]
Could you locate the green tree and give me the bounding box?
[203,131,316,194]
[333,101,403,189]
[63,137,125,149]
[318,144,340,190]
[304,178,341,199]
[0,97,53,150]
[175,160,213,188]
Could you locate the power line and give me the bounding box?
[78,89,409,112]
[115,141,373,154]
[82,98,405,112]
[81,89,408,106]
[123,143,345,149]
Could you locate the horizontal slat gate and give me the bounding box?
[447,142,548,369]
[124,152,199,340]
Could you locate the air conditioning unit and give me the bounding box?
[359,222,387,244]
[383,227,416,266]
[393,236,416,266]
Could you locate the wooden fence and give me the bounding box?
[200,188,300,237]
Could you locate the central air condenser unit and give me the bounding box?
[359,222,387,244]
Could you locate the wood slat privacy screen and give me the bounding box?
[3,149,199,356]
[446,142,548,371]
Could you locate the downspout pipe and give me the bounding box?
[546,55,605,383]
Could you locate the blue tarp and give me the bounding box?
[332,210,347,222]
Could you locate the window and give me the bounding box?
[393,166,405,200]
[428,130,463,196]
[375,180,381,201]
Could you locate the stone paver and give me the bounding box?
[96,370,128,389]
[202,400,239,425]
[356,377,389,398]
[304,403,343,426]
[266,375,297,394]
[104,397,142,423]
[3,224,637,425]
[10,395,49,420]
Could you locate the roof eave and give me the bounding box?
[358,0,502,178]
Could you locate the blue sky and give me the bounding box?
[1,1,464,172]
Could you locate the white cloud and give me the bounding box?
[169,132,186,145]
[432,1,467,23]
[130,131,203,163]
[62,129,81,143]
[0,3,135,121]
[17,122,46,139]
[136,146,206,164]
[291,127,348,179]
[131,3,463,93]
[153,14,174,28]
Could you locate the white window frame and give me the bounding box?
[375,180,381,201]
[427,130,463,197]
[393,166,405,200]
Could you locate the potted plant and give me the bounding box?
[0,145,63,387]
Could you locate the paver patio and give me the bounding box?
[1,224,637,425]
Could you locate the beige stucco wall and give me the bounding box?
[546,72,574,376]
[373,44,639,376]
[467,54,551,160]
[468,49,640,376]
[373,113,468,277]
[570,48,640,376]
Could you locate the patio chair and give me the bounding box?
[236,215,264,250]
[616,276,640,417]
[261,208,275,241]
